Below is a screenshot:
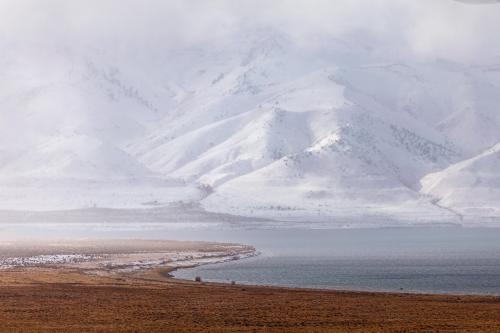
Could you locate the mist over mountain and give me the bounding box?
[1,1,500,225]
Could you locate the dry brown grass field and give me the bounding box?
[1,266,500,333]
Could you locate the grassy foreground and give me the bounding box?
[1,266,500,332]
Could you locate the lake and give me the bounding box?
[170,227,500,295]
[2,222,500,295]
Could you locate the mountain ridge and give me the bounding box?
[1,31,499,225]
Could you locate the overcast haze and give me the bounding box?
[1,0,500,62]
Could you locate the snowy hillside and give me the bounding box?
[1,29,500,225]
[421,143,500,220]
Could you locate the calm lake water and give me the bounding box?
[2,222,500,295]
[170,227,500,295]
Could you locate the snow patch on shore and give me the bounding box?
[0,254,95,269]
[0,245,257,272]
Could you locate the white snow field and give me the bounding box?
[1,29,500,226]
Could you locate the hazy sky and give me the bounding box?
[1,0,500,62]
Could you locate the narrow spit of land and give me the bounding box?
[0,240,500,333]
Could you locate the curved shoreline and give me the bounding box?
[1,241,500,332]
[167,266,500,298]
[2,239,498,298]
[0,239,257,275]
[166,254,500,298]
[3,264,498,332]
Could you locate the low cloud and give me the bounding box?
[1,0,500,62]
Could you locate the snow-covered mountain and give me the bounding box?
[1,29,499,225]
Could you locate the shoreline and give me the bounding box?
[1,240,500,332]
[0,239,256,270]
[166,254,500,298]
[168,267,500,298]
[2,239,499,298]
[2,265,500,332]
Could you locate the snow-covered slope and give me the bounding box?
[421,143,500,220]
[1,30,500,224]
[0,47,202,210]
